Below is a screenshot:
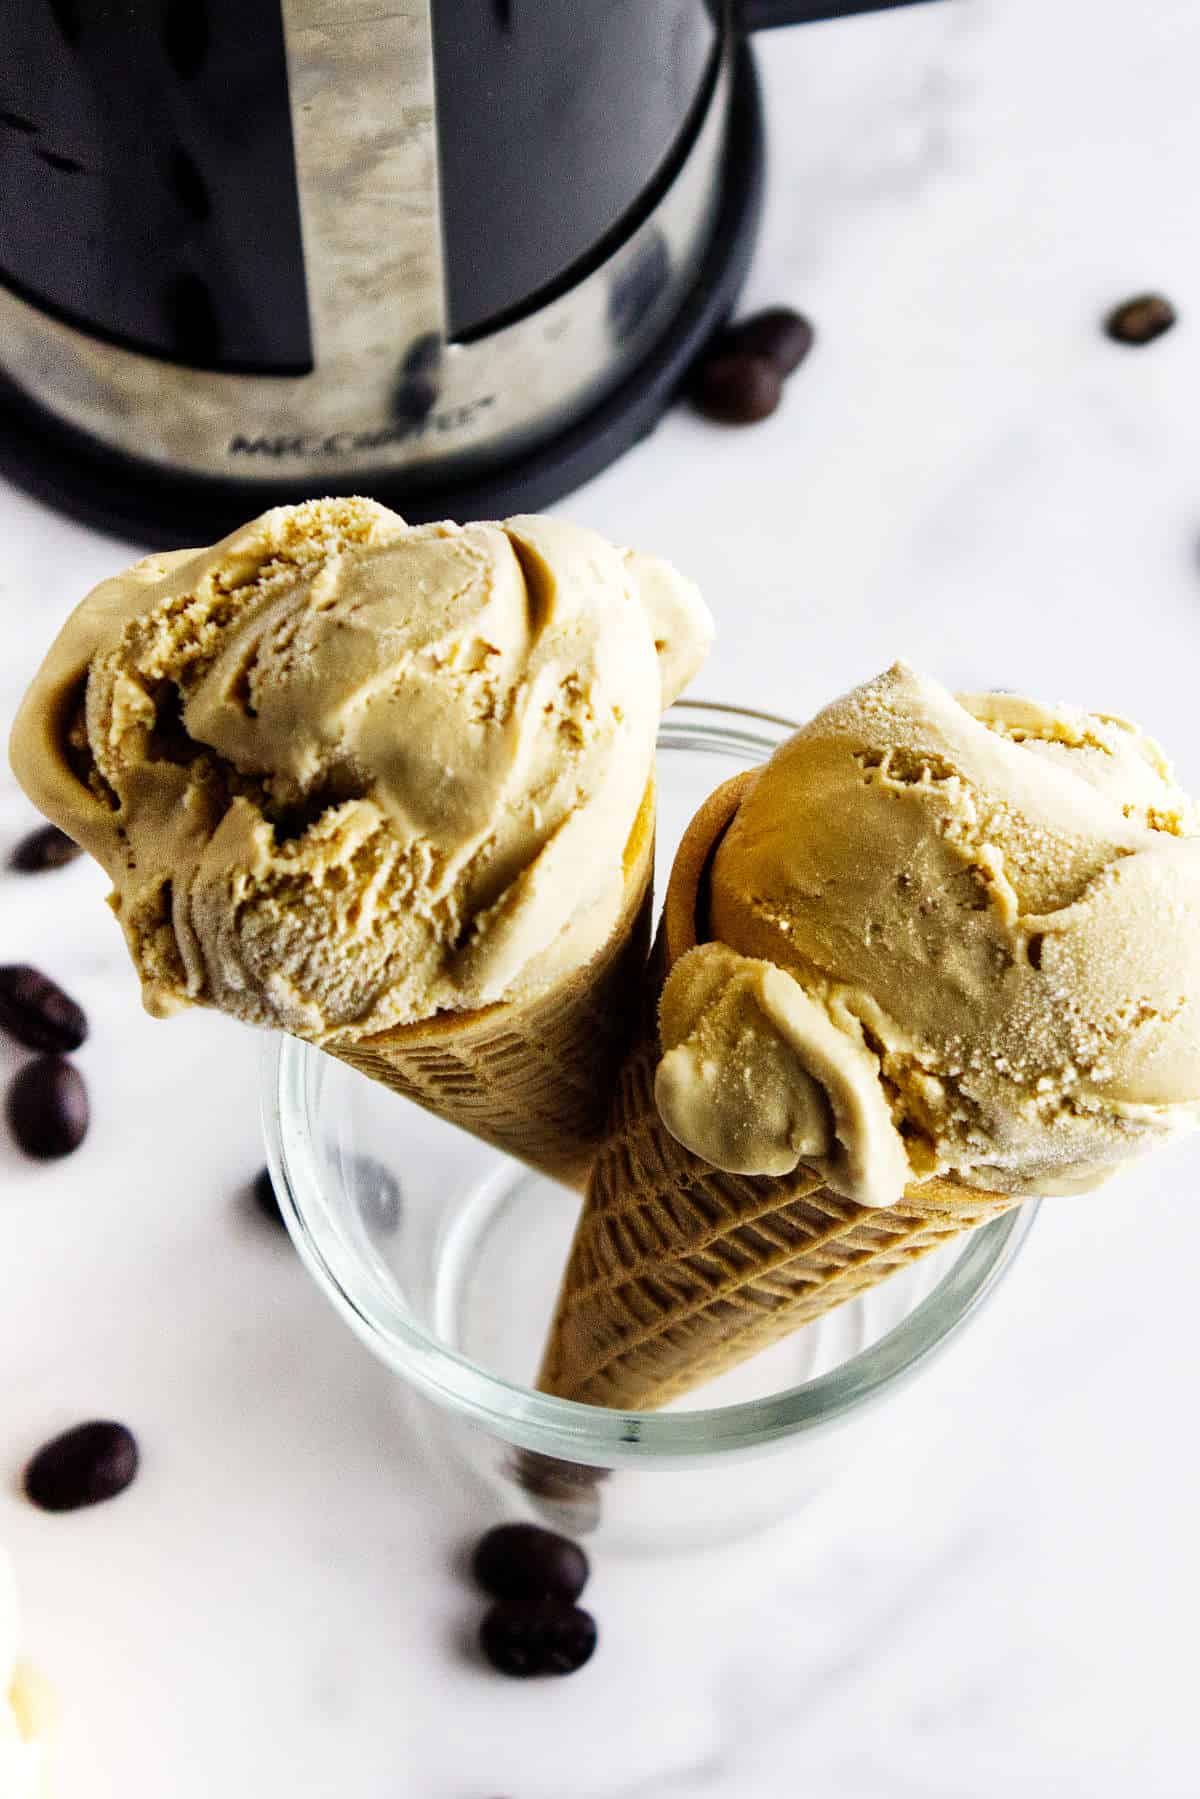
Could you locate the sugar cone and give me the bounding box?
[536,774,1018,1407]
[325,780,655,1192]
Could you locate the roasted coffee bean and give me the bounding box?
[472,1522,589,1604]
[719,306,814,375]
[0,965,88,1054]
[1105,293,1177,346]
[24,1421,139,1512]
[252,1166,286,1229]
[9,824,82,873]
[479,1599,597,1677]
[7,1056,89,1158]
[691,352,782,425]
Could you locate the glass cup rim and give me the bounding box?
[263,699,1038,1469]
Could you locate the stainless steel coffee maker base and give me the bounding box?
[2,5,727,484]
[0,42,763,543]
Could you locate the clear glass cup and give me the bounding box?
[263,701,1037,1552]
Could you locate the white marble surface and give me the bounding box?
[4,1,1200,1792]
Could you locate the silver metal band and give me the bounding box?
[0,16,730,487]
[281,0,447,387]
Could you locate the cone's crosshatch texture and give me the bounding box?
[537,775,1018,1408]
[328,781,656,1189]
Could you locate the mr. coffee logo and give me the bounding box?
[227,394,495,460]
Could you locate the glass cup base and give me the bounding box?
[395,1154,1029,1548]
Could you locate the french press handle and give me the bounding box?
[736,0,935,29]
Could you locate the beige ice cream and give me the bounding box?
[657,662,1200,1205]
[1,1553,54,1799]
[11,498,711,1043]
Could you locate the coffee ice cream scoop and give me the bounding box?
[11,498,711,1043]
[657,662,1200,1204]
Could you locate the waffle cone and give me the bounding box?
[325,780,655,1191]
[537,774,1018,1407]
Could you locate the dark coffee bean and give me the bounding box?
[9,824,82,873]
[6,1056,89,1158]
[252,1165,286,1229]
[719,307,814,376]
[472,1522,589,1604]
[0,965,88,1053]
[480,1599,597,1677]
[24,1421,139,1512]
[691,352,782,425]
[1105,293,1177,346]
